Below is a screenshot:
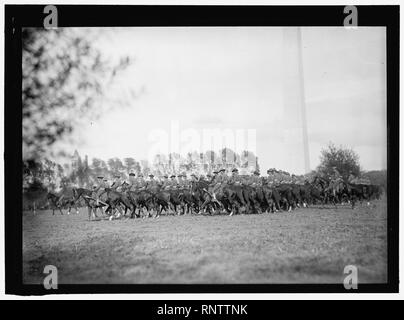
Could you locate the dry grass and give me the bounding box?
[23,200,387,284]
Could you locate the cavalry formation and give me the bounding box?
[45,167,383,221]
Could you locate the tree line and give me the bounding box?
[23,143,386,194]
[23,148,260,192]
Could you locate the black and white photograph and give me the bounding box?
[3,4,399,295]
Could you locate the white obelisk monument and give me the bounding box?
[282,27,310,174]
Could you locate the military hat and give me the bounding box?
[97,176,104,179]
[253,170,260,175]
[149,174,154,178]
[170,175,176,178]
[219,169,225,173]
[129,172,136,176]
[232,168,239,173]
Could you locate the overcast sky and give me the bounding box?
[72,27,386,174]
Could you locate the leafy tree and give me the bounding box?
[124,157,136,172]
[362,170,387,190]
[22,28,133,160]
[240,150,258,170]
[220,148,236,168]
[317,143,361,180]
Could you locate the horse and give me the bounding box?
[73,187,109,220]
[47,192,64,215]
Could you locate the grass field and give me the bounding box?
[23,200,387,284]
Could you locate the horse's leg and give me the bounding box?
[93,206,99,218]
[116,204,124,219]
[252,196,262,214]
[130,204,136,218]
[171,203,177,215]
[87,206,92,221]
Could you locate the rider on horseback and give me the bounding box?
[111,174,122,191]
[136,173,144,188]
[211,169,226,199]
[128,172,137,190]
[161,175,170,190]
[228,168,241,185]
[246,170,261,187]
[178,173,189,188]
[170,175,178,189]
[265,169,275,186]
[92,176,106,206]
[146,174,158,190]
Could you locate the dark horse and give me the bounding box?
[47,192,64,215]
[73,187,108,220]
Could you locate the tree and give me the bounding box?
[317,143,361,180]
[22,28,133,160]
[240,150,258,170]
[124,157,136,172]
[362,170,387,190]
[220,148,236,168]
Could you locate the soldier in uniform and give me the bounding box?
[92,176,106,206]
[296,174,305,185]
[170,175,178,189]
[265,169,274,185]
[190,173,199,183]
[228,168,240,185]
[179,173,190,188]
[274,170,281,183]
[111,174,122,191]
[211,169,226,197]
[146,174,158,189]
[128,172,137,190]
[209,171,218,183]
[273,169,280,184]
[250,170,261,187]
[283,171,292,184]
[205,173,212,183]
[177,173,184,188]
[136,173,146,189]
[161,175,170,190]
[102,178,108,189]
